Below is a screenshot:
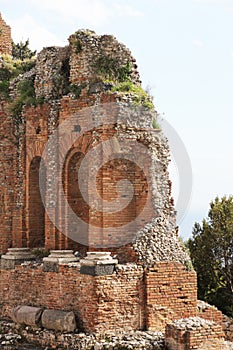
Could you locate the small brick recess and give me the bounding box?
[0,13,12,55]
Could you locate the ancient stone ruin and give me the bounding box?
[0,13,11,56]
[0,13,228,349]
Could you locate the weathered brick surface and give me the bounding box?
[197,300,223,325]
[0,260,200,334]
[165,317,224,350]
[0,101,15,254]
[146,262,197,331]
[0,263,144,333]
[0,24,203,344]
[0,26,191,269]
[0,13,12,55]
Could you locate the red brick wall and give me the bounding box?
[165,321,224,350]
[0,93,154,260]
[28,156,46,247]
[0,263,144,333]
[0,261,199,333]
[0,13,12,55]
[146,262,197,331]
[197,301,223,325]
[0,102,15,254]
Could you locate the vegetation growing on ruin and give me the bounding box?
[152,118,160,129]
[32,248,50,258]
[93,56,132,83]
[111,81,154,110]
[0,40,36,100]
[0,55,35,99]
[10,79,36,117]
[69,83,86,99]
[74,39,83,54]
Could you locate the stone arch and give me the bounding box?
[28,156,46,248]
[63,150,89,255]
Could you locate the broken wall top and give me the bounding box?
[0,13,12,56]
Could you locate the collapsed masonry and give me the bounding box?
[0,15,226,349]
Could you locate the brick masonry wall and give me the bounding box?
[0,27,192,269]
[197,300,223,325]
[0,101,15,254]
[165,318,225,350]
[146,262,197,331]
[0,13,12,56]
[0,261,200,334]
[0,262,144,333]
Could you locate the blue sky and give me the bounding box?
[1,0,233,239]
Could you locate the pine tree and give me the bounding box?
[12,39,36,60]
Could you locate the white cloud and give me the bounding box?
[29,0,143,26]
[193,39,205,48]
[231,50,233,58]
[8,14,64,52]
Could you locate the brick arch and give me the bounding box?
[62,149,89,255]
[28,156,46,248]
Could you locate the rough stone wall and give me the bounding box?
[146,262,197,331]
[68,30,140,85]
[34,46,70,99]
[0,13,12,56]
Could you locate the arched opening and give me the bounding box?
[28,156,46,248]
[64,151,89,255]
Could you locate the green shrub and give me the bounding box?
[32,248,50,258]
[69,83,86,99]
[93,56,132,82]
[0,81,10,99]
[74,39,82,54]
[0,55,36,100]
[10,78,37,117]
[111,81,154,109]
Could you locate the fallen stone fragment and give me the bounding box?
[11,306,43,327]
[41,309,76,332]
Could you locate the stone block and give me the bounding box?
[1,248,35,270]
[43,250,78,272]
[80,264,115,276]
[80,252,118,276]
[41,309,76,332]
[11,305,43,327]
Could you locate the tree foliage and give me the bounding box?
[12,39,36,61]
[187,196,233,316]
